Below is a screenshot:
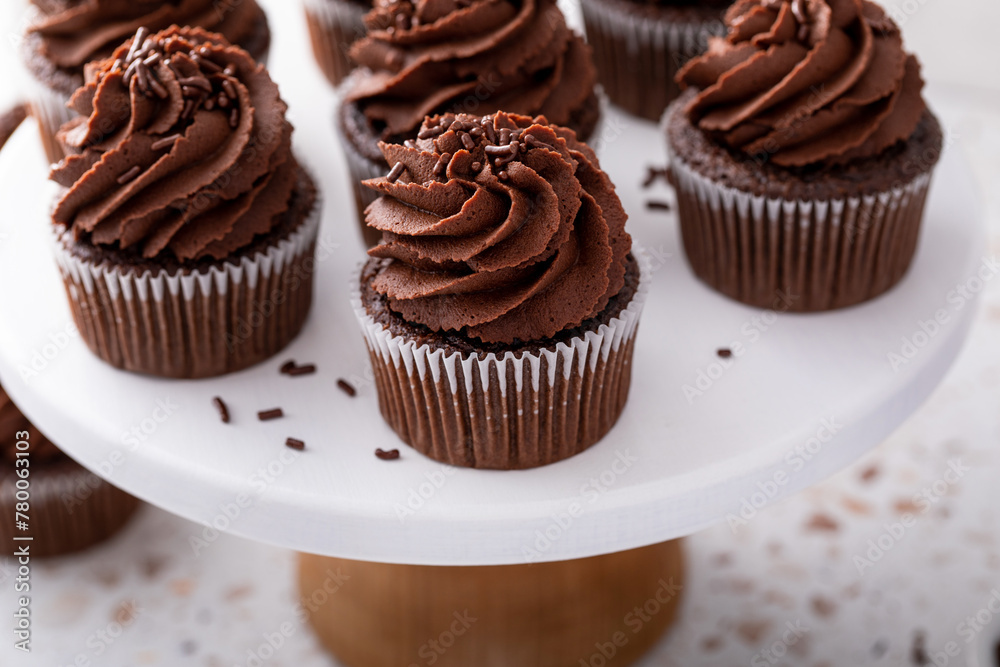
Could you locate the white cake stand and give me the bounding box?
[0,97,984,566]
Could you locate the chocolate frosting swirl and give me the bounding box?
[346,0,597,142]
[50,26,298,263]
[676,0,927,167]
[0,386,66,470]
[29,0,267,72]
[364,112,631,345]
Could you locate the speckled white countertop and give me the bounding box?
[1,0,999,665]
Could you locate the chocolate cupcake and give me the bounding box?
[50,27,320,379]
[1,386,141,557]
[581,0,730,121]
[23,0,271,164]
[303,0,371,87]
[339,0,601,246]
[666,0,942,311]
[355,111,643,469]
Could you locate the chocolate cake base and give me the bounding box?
[1,462,141,558]
[304,0,369,88]
[337,93,602,247]
[356,255,644,469]
[581,0,728,121]
[665,93,943,312]
[55,167,320,379]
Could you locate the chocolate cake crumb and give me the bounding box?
[646,200,672,212]
[375,448,400,460]
[337,379,357,397]
[285,438,305,451]
[717,348,733,359]
[257,408,284,421]
[212,397,230,424]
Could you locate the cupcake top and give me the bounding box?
[50,26,299,263]
[0,387,66,471]
[345,0,597,143]
[29,0,267,73]
[676,0,927,167]
[364,111,631,345]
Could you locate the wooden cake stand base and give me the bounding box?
[299,540,685,667]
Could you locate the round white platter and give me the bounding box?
[0,0,985,564]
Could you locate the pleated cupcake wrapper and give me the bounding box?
[352,272,647,469]
[667,149,933,312]
[54,209,320,378]
[303,0,367,87]
[580,0,724,121]
[338,123,386,247]
[26,75,76,165]
[1,465,141,558]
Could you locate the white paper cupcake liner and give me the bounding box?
[53,208,320,378]
[26,74,76,165]
[303,0,368,87]
[667,148,933,311]
[352,264,647,469]
[338,121,387,247]
[580,0,724,121]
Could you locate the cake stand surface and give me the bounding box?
[0,91,984,566]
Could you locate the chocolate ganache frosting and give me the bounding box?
[29,0,267,73]
[676,0,927,167]
[364,112,631,345]
[50,26,298,263]
[346,0,598,142]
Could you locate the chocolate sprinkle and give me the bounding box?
[150,134,181,151]
[212,397,230,424]
[642,166,670,189]
[387,161,406,183]
[717,348,733,359]
[646,200,672,211]
[337,379,357,397]
[285,438,306,451]
[375,448,400,460]
[287,364,316,377]
[280,360,297,374]
[116,165,142,184]
[257,408,284,421]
